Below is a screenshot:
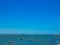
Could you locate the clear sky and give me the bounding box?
[0,0,60,34]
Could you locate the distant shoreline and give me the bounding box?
[0,34,60,36]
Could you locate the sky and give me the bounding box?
[0,0,60,34]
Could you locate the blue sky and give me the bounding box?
[0,0,60,34]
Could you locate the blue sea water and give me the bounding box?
[0,34,60,45]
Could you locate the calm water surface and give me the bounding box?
[0,34,60,45]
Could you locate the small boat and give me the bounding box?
[20,39,23,40]
[9,41,13,43]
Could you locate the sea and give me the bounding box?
[0,34,60,45]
